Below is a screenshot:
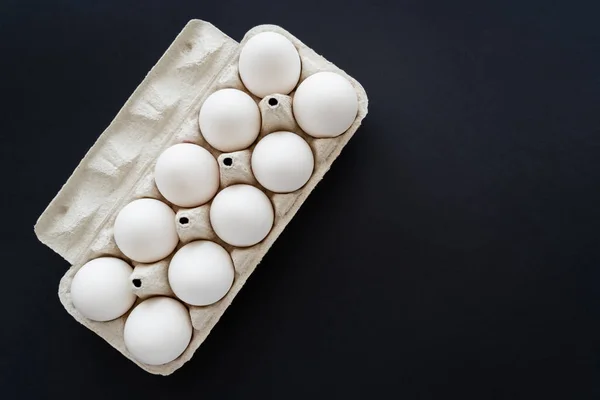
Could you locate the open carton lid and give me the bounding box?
[34,20,239,266]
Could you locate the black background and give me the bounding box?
[1,0,600,398]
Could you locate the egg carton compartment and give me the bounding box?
[35,19,368,375]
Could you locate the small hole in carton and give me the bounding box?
[223,157,233,167]
[179,217,189,225]
[268,97,278,107]
[132,279,142,288]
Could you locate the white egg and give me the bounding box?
[70,257,136,322]
[209,184,274,247]
[168,240,234,306]
[293,71,358,138]
[238,31,301,98]
[154,143,219,207]
[251,131,314,193]
[198,88,261,152]
[113,198,178,263]
[124,296,192,366]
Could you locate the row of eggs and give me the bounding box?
[69,31,359,366]
[202,68,358,151]
[154,131,313,210]
[238,31,358,139]
[71,242,231,365]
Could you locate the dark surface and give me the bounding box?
[1,1,599,398]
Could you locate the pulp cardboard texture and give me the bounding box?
[34,19,368,375]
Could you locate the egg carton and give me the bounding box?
[34,19,368,375]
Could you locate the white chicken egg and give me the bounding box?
[113,198,178,263]
[168,240,234,306]
[293,71,358,138]
[124,296,192,366]
[251,131,314,193]
[209,184,274,247]
[198,88,261,152]
[70,257,136,322]
[154,143,219,207]
[238,31,301,98]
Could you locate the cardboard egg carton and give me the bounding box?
[34,19,368,375]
